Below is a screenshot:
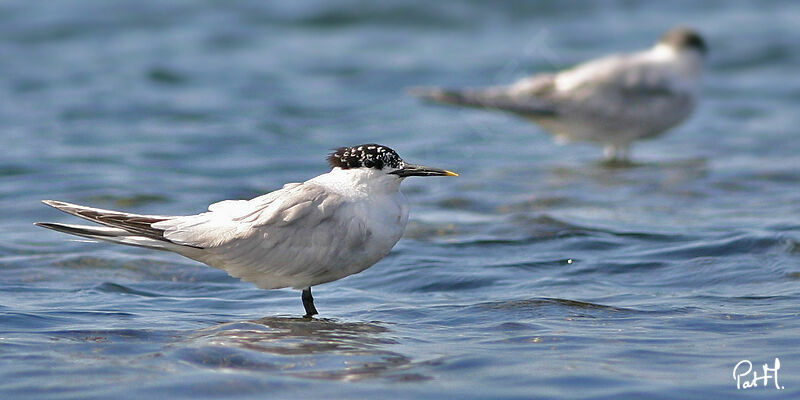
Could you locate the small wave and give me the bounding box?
[487,258,574,271]
[0,165,34,177]
[92,282,163,297]
[146,67,188,86]
[45,327,164,343]
[631,232,781,260]
[413,276,499,293]
[444,213,686,248]
[497,195,580,213]
[474,297,635,313]
[81,193,170,208]
[275,5,465,30]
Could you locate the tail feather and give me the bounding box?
[41,200,171,241]
[35,222,124,238]
[408,86,556,116]
[34,222,178,251]
[36,200,202,250]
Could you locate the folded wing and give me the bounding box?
[154,183,370,289]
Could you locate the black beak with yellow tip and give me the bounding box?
[390,164,459,178]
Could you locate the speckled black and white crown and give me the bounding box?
[327,144,404,170]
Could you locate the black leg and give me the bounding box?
[302,287,318,318]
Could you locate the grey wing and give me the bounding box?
[206,182,303,218]
[550,54,697,129]
[155,183,370,289]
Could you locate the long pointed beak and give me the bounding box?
[390,164,459,178]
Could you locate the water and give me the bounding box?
[2,1,799,398]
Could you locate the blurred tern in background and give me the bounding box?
[36,144,457,317]
[411,27,707,162]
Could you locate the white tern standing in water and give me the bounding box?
[411,27,707,162]
[36,144,458,317]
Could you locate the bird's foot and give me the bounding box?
[302,287,319,318]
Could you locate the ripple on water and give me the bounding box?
[92,282,163,297]
[632,232,781,260]
[440,213,688,249]
[3,1,800,398]
[174,317,430,382]
[472,297,635,314]
[80,193,170,208]
[34,254,222,284]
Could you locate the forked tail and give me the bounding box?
[35,200,197,251]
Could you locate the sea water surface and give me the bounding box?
[1,1,799,399]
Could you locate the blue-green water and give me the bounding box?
[2,1,800,399]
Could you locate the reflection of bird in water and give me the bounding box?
[183,317,429,381]
[411,27,707,162]
[35,144,457,317]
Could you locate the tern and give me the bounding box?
[411,27,707,162]
[35,144,457,317]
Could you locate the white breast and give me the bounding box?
[308,168,410,282]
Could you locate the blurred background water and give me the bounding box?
[1,0,799,399]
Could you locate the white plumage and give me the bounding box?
[36,144,456,317]
[411,27,707,161]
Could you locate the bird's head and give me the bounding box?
[658,27,708,57]
[327,144,458,182]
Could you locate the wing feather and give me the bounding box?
[551,54,695,132]
[154,182,368,289]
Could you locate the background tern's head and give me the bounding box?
[658,27,708,56]
[327,144,458,179]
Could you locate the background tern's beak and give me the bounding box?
[390,164,459,178]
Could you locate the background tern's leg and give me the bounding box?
[603,144,619,161]
[601,143,635,167]
[302,287,318,318]
[603,144,632,163]
[617,145,631,162]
